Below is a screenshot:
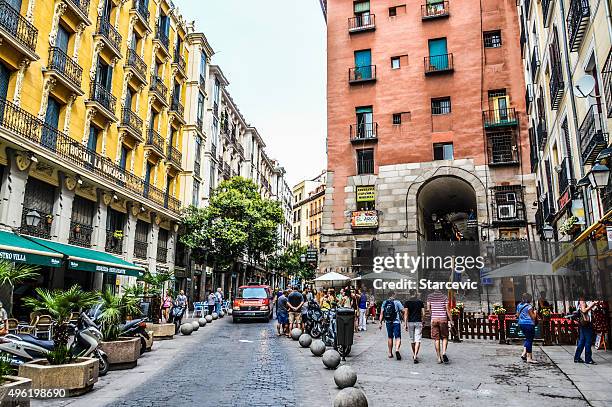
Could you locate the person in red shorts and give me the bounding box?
[427,289,453,364]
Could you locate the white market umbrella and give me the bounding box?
[314,271,350,282]
[483,259,579,278]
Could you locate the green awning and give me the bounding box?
[29,237,144,278]
[0,230,63,268]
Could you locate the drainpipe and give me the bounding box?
[558,0,592,226]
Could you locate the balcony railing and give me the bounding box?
[173,54,186,74]
[421,1,449,19]
[542,195,556,222]
[150,75,168,101]
[424,53,454,74]
[194,160,201,178]
[530,46,540,82]
[542,0,552,27]
[348,65,376,83]
[348,14,375,32]
[66,0,91,19]
[126,48,147,80]
[494,238,530,258]
[350,122,378,142]
[567,0,590,52]
[357,158,374,175]
[0,0,38,54]
[134,239,148,259]
[211,143,216,158]
[48,46,83,90]
[486,130,520,166]
[156,246,168,263]
[549,63,564,110]
[69,221,93,247]
[579,104,609,165]
[20,206,52,239]
[558,157,572,195]
[89,81,116,114]
[537,119,548,148]
[525,85,533,112]
[133,0,149,23]
[96,16,122,53]
[529,127,539,172]
[483,108,518,128]
[491,190,527,224]
[0,97,181,214]
[121,107,143,136]
[155,26,169,51]
[105,229,123,254]
[146,128,165,156]
[170,97,184,118]
[167,144,182,168]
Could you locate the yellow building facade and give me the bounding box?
[0,0,190,292]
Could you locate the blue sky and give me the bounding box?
[175,0,327,186]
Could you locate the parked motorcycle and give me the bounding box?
[305,300,324,338]
[321,308,337,347]
[89,303,150,354]
[167,302,186,334]
[0,312,109,375]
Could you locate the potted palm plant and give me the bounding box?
[143,271,176,339]
[0,260,39,316]
[0,354,32,406]
[123,285,154,352]
[96,289,142,370]
[19,285,101,397]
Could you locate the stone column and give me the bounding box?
[91,191,111,251]
[149,218,160,274]
[52,173,77,243]
[0,150,30,230]
[124,204,138,261]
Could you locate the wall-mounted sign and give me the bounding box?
[356,186,375,202]
[558,188,572,212]
[351,210,378,228]
[306,249,318,263]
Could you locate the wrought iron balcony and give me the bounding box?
[69,221,93,247]
[170,97,184,119]
[579,104,609,165]
[567,0,590,52]
[65,0,91,22]
[194,160,201,178]
[529,127,539,172]
[146,128,165,156]
[0,0,38,58]
[349,65,376,83]
[132,0,149,24]
[558,157,572,195]
[542,195,556,222]
[494,238,530,258]
[421,1,449,19]
[47,46,83,91]
[530,46,540,82]
[525,85,533,112]
[89,81,116,115]
[348,14,375,33]
[211,143,217,158]
[149,75,168,103]
[424,53,453,75]
[483,108,518,128]
[20,206,52,239]
[134,238,148,259]
[155,26,169,52]
[486,129,520,166]
[126,48,147,82]
[542,0,552,27]
[549,63,564,110]
[156,246,168,263]
[167,144,182,168]
[213,102,219,117]
[96,16,122,55]
[121,107,143,137]
[350,122,378,143]
[105,229,123,254]
[199,74,206,91]
[173,53,187,76]
[537,119,548,148]
[491,186,527,225]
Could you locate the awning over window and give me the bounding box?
[0,231,63,268]
[29,237,144,278]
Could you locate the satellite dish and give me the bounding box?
[574,75,595,98]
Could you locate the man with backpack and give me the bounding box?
[379,291,405,360]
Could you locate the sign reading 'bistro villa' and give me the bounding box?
[0,249,61,267]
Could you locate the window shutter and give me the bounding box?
[354,1,370,13]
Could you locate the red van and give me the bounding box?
[232,285,273,322]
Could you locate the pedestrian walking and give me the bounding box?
[161,292,173,323]
[174,290,188,326]
[287,287,304,331]
[379,291,404,360]
[277,290,289,337]
[207,291,216,315]
[427,289,453,364]
[574,296,599,364]
[404,290,425,363]
[367,290,376,323]
[516,292,538,364]
[358,288,367,331]
[215,288,223,315]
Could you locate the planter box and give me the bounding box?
[0,376,32,406]
[98,337,140,370]
[146,323,175,340]
[18,357,98,397]
[144,330,154,351]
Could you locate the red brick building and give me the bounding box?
[319,0,537,294]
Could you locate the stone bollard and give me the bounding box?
[205,315,213,323]
[310,340,326,356]
[333,387,368,407]
[322,349,341,369]
[227,309,233,315]
[198,318,207,327]
[212,312,219,320]
[291,328,302,340]
[219,310,225,318]
[299,334,312,348]
[334,365,357,389]
[191,321,200,331]
[180,323,193,336]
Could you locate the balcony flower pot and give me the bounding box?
[98,337,141,370]
[74,224,81,233]
[18,357,98,397]
[145,322,175,340]
[45,215,53,224]
[0,376,32,406]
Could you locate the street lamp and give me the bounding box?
[300,254,306,263]
[25,210,41,227]
[587,163,611,190]
[542,225,554,241]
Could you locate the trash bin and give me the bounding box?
[336,307,355,356]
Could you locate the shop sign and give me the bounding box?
[0,249,61,268]
[558,189,571,212]
[351,210,378,228]
[356,186,375,202]
[306,249,318,262]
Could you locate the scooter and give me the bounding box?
[321,308,337,347]
[89,303,151,354]
[305,300,324,338]
[167,302,186,334]
[0,312,109,375]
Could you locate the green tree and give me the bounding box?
[180,177,283,271]
[97,288,142,341]
[269,243,314,281]
[0,260,39,316]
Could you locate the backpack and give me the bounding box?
[383,300,397,322]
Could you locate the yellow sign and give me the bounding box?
[356,186,375,202]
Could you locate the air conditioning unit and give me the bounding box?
[498,204,517,219]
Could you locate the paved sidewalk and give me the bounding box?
[540,345,612,407]
[283,322,589,407]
